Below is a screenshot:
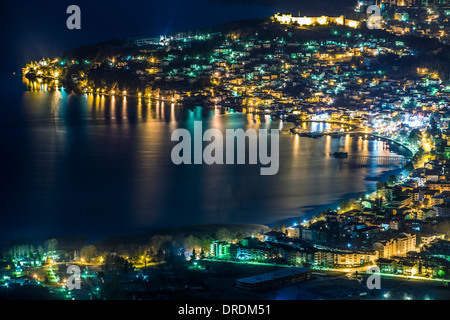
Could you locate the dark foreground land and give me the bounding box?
[0,260,448,300]
[145,261,449,300]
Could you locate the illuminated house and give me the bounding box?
[420,233,445,246]
[377,0,435,6]
[373,233,417,258]
[333,251,378,266]
[314,251,335,266]
[17,257,40,267]
[210,241,230,259]
[286,226,301,238]
[236,246,270,261]
[236,237,270,261]
[376,258,397,273]
[314,250,377,267]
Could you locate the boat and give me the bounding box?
[332,152,348,158]
[328,132,344,138]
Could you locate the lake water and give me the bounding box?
[0,75,407,245]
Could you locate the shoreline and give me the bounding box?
[268,167,404,229]
[267,130,412,229]
[0,82,417,248]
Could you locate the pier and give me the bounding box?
[337,155,411,167]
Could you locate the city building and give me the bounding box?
[210,241,230,259]
[374,233,417,258]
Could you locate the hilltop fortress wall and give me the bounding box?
[274,13,361,28]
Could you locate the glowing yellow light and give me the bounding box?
[318,16,327,25]
[348,21,359,28]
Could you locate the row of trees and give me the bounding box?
[4,238,58,261]
[79,227,258,263]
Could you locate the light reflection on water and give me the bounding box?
[0,88,406,242]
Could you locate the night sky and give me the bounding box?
[0,0,356,72]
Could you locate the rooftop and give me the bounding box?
[236,267,310,284]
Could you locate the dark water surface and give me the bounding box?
[0,76,406,245]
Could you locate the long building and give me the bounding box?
[235,267,311,292]
[274,13,361,28]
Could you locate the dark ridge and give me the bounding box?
[209,0,357,16]
[95,224,270,250]
[2,236,86,254]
